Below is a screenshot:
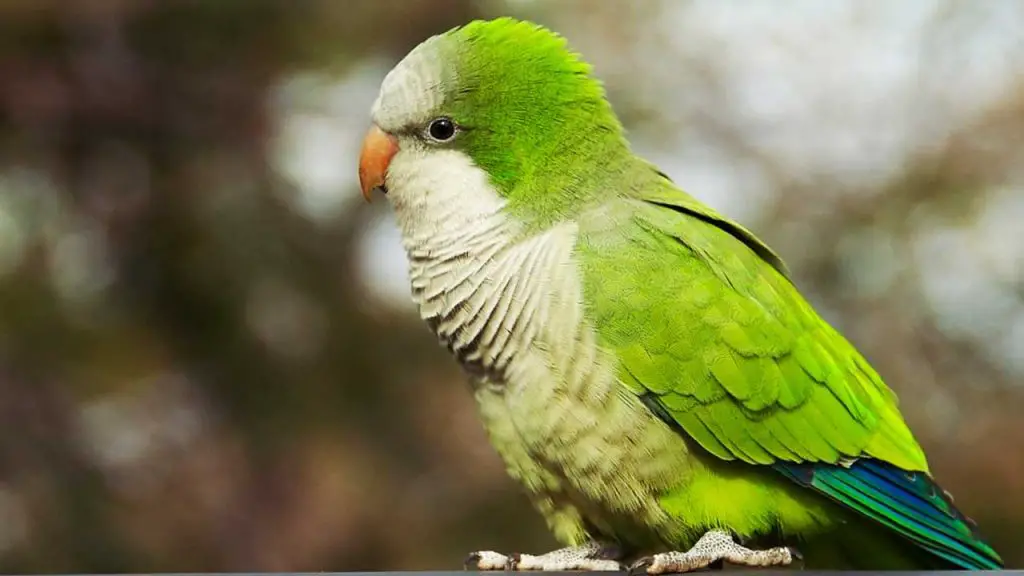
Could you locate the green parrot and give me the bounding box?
[357,17,1004,572]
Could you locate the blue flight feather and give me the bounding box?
[774,459,1003,570]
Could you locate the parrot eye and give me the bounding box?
[426,117,457,142]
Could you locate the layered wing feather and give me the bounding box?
[576,173,1002,569]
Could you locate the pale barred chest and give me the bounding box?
[405,224,628,464]
[404,224,692,541]
[406,224,581,388]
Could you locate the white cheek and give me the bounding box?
[385,148,510,245]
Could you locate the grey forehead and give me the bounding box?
[370,34,450,133]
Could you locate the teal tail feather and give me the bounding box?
[775,459,1003,570]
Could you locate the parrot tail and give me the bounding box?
[775,459,1003,570]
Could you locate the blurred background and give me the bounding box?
[0,0,1021,571]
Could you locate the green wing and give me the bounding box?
[576,172,1004,568]
[577,174,927,472]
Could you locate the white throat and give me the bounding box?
[385,148,515,251]
[384,148,580,384]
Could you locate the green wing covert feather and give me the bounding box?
[577,171,1005,570]
[578,176,928,473]
[643,167,790,278]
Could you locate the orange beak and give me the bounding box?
[358,124,399,202]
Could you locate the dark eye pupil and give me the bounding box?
[429,118,455,141]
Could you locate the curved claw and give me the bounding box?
[788,546,804,569]
[628,556,654,576]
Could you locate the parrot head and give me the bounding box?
[358,18,634,234]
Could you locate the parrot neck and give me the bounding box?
[387,148,585,384]
[499,142,643,232]
[407,218,579,384]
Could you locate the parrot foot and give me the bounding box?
[465,542,624,571]
[628,530,797,574]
